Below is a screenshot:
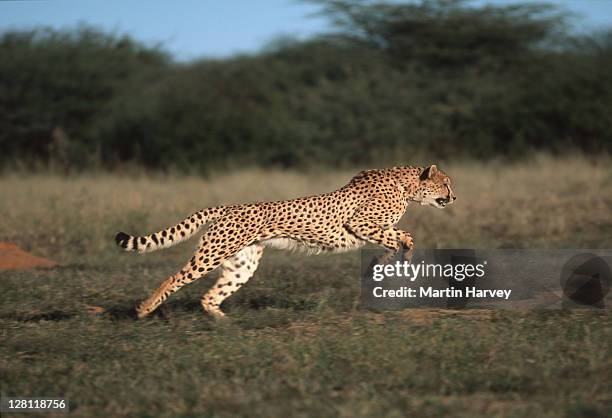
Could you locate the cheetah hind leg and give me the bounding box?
[201,244,265,318]
[135,216,259,318]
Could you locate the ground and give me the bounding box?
[0,155,611,417]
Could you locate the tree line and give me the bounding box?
[1,0,611,172]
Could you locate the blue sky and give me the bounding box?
[0,0,610,61]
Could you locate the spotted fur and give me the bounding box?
[115,165,455,318]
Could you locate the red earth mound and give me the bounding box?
[0,242,58,270]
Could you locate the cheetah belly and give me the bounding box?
[261,232,365,255]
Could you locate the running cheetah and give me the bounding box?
[115,164,455,318]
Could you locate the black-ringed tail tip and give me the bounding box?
[115,231,131,249]
[113,207,226,253]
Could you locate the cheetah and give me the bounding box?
[115,164,455,318]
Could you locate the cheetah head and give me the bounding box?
[413,165,456,209]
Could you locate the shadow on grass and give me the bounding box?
[96,294,320,329]
[0,309,75,322]
[104,303,139,321]
[243,294,318,311]
[102,298,218,321]
[100,299,209,321]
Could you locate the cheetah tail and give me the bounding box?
[114,206,227,254]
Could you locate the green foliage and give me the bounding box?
[0,26,169,168]
[1,1,611,171]
[309,0,567,68]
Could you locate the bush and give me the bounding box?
[1,1,611,172]
[0,26,169,168]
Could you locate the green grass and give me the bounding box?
[1,254,610,417]
[1,157,611,416]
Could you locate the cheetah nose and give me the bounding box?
[452,196,456,201]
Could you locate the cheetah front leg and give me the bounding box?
[201,244,264,317]
[345,219,414,265]
[345,194,414,264]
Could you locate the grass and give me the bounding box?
[1,155,611,417]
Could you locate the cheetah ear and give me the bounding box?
[420,165,438,181]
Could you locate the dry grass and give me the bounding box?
[0,154,610,264]
[1,156,611,417]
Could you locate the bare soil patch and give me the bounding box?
[0,242,58,270]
